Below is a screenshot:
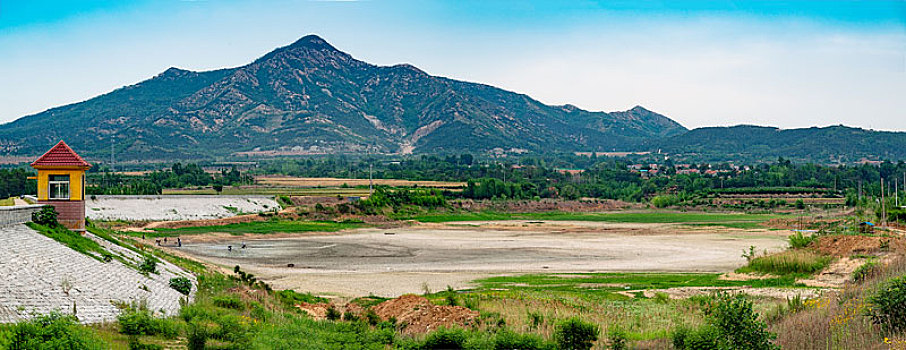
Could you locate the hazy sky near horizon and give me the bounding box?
[1,0,904,130]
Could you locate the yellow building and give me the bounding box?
[30,141,92,231]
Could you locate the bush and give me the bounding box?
[169,277,192,295]
[867,275,906,332]
[787,231,816,249]
[6,312,106,349]
[651,195,679,208]
[117,309,179,338]
[553,317,599,350]
[607,325,628,350]
[138,255,158,274]
[675,293,778,350]
[212,295,244,310]
[31,206,59,226]
[492,329,552,350]
[421,327,468,349]
[326,306,341,321]
[186,321,208,350]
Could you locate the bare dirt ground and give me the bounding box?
[175,221,788,298]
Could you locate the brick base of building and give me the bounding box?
[38,200,85,231]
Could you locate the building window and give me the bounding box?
[49,175,70,200]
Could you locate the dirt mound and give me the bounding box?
[372,294,478,334]
[295,302,331,318]
[813,235,905,257]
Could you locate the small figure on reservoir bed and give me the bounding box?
[177,237,181,247]
[228,245,232,252]
[241,242,247,249]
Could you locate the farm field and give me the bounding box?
[256,176,465,188]
[162,186,374,196]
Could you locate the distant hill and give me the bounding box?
[0,35,686,160]
[649,125,906,163]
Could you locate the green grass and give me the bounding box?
[0,197,14,206]
[683,222,766,230]
[27,223,114,263]
[737,250,834,275]
[474,272,802,295]
[147,220,368,236]
[402,211,783,226]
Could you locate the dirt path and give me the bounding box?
[174,221,788,297]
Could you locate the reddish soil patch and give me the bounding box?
[371,295,478,334]
[295,302,331,318]
[813,235,906,257]
[763,217,848,230]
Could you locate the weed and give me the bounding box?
[739,250,832,275]
[788,232,816,249]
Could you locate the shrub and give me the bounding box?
[421,327,468,349]
[742,250,832,275]
[117,309,179,338]
[326,306,341,321]
[342,311,359,322]
[709,293,778,349]
[866,275,906,332]
[186,321,208,350]
[787,232,816,249]
[651,195,679,208]
[138,255,158,274]
[676,293,778,350]
[492,329,552,350]
[31,206,59,226]
[6,312,106,349]
[553,317,599,350]
[364,309,381,326]
[169,277,192,295]
[673,325,721,349]
[212,295,243,310]
[607,325,628,350]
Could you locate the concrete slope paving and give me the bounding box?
[0,224,194,323]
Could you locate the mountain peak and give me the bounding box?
[630,105,652,113]
[288,34,334,50]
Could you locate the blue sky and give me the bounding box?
[1,0,904,130]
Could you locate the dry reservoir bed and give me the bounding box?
[177,221,788,297]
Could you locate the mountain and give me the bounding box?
[650,125,906,163]
[0,35,686,160]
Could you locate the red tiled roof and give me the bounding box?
[31,141,91,168]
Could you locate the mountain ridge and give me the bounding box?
[0,34,687,159]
